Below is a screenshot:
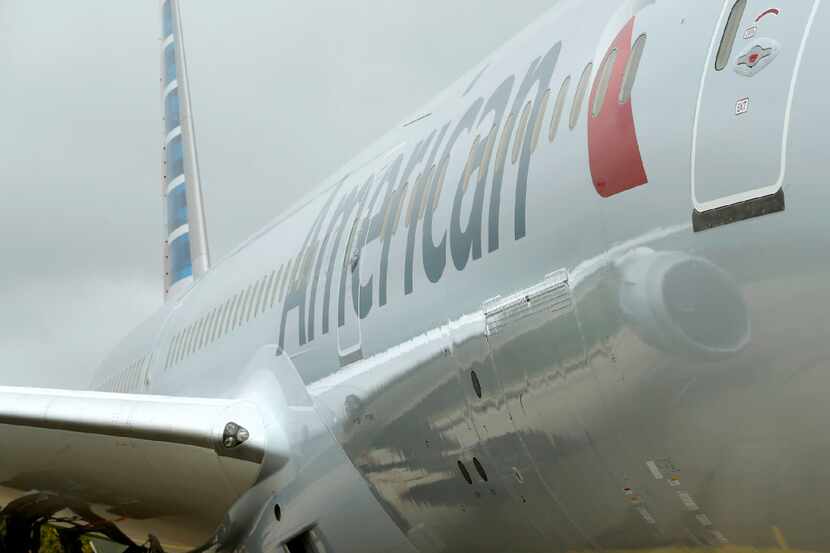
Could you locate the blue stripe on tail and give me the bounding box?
[162,0,191,290]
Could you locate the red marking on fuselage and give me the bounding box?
[756,8,781,22]
[587,18,648,198]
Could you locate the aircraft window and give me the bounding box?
[209,306,221,343]
[223,295,239,335]
[381,187,402,236]
[549,76,571,143]
[380,195,393,236]
[620,34,647,104]
[432,156,450,209]
[292,251,304,285]
[245,281,262,321]
[191,318,204,354]
[173,331,184,365]
[188,321,198,353]
[262,272,274,310]
[512,101,532,164]
[495,113,515,171]
[255,277,266,316]
[226,294,239,333]
[531,89,551,152]
[280,260,293,300]
[253,276,265,316]
[164,336,176,369]
[259,271,277,313]
[242,283,255,323]
[404,180,418,227]
[716,0,747,71]
[205,309,218,347]
[229,291,242,330]
[167,331,182,367]
[479,124,497,176]
[343,216,361,274]
[392,183,408,233]
[210,306,222,343]
[462,135,481,193]
[419,165,436,219]
[262,271,274,312]
[215,300,230,340]
[166,183,187,233]
[570,63,593,130]
[234,287,251,329]
[234,291,246,329]
[410,174,428,225]
[240,286,253,326]
[188,320,200,354]
[270,267,283,307]
[592,49,618,117]
[181,326,193,361]
[194,317,205,352]
[145,353,153,383]
[222,297,235,335]
[225,297,236,333]
[299,246,315,287]
[197,313,208,350]
[200,316,209,349]
[178,326,190,362]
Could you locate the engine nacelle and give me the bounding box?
[616,248,751,359]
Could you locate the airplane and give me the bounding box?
[1,0,827,551]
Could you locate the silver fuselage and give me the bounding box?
[19,0,830,551]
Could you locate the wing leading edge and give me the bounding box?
[0,387,283,548]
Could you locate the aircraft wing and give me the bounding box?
[0,386,282,547]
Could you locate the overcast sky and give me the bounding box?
[0,1,554,387]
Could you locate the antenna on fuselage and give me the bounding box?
[160,0,211,301]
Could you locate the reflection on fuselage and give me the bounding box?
[310,241,758,552]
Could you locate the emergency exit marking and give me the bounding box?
[735,97,750,116]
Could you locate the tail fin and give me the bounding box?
[161,0,211,300]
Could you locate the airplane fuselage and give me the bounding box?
[75,0,830,550]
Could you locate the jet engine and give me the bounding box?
[616,248,750,359]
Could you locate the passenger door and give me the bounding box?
[692,0,819,218]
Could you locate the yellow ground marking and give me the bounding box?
[772,526,790,550]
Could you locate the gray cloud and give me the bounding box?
[0,0,554,387]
